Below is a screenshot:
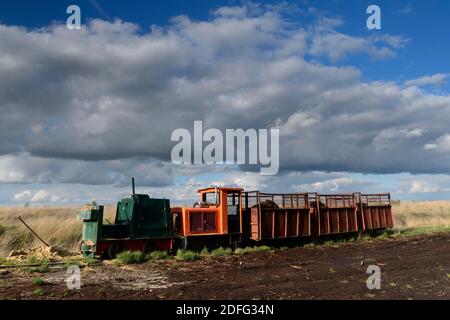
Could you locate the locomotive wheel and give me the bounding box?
[107,243,122,259]
[142,242,154,254]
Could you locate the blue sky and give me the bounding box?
[1,0,450,205]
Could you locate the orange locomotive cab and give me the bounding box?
[171,187,243,249]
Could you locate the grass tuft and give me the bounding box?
[211,247,233,257]
[146,251,170,261]
[33,288,44,296]
[115,251,146,265]
[234,246,273,255]
[32,277,45,286]
[176,249,199,261]
[0,224,5,237]
[377,226,450,239]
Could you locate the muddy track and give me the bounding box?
[1,233,449,300]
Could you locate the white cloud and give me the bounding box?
[14,189,53,202]
[423,133,450,153]
[404,74,449,87]
[409,181,439,193]
[292,177,376,193]
[14,190,33,201]
[394,174,450,195]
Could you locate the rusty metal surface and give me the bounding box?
[355,193,394,231]
[244,192,312,241]
[312,194,359,236]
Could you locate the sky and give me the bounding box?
[0,0,450,205]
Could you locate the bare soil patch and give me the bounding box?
[1,233,449,300]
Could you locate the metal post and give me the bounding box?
[17,216,50,248]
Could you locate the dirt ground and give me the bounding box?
[1,233,449,300]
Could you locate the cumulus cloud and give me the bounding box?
[404,74,449,87]
[292,177,377,193]
[309,18,408,62]
[394,174,450,195]
[423,134,450,153]
[14,189,56,202]
[409,181,439,194]
[0,153,173,186]
[0,3,450,202]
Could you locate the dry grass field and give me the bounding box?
[392,201,450,228]
[0,206,116,257]
[0,201,450,257]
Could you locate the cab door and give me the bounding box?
[226,191,241,234]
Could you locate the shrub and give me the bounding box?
[32,277,45,286]
[176,249,199,261]
[0,224,5,237]
[115,251,146,264]
[200,247,209,255]
[146,251,170,261]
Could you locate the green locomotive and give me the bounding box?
[78,178,173,258]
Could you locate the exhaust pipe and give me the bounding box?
[132,177,136,196]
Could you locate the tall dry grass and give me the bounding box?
[0,201,450,257]
[0,206,115,257]
[393,201,450,228]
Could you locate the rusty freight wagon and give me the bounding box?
[311,193,360,236]
[242,191,395,242]
[355,193,394,231]
[243,192,313,241]
[306,193,394,236]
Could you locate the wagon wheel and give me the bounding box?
[107,243,122,259]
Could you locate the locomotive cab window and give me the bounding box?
[227,193,240,215]
[202,192,219,206]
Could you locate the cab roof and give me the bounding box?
[198,187,244,193]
